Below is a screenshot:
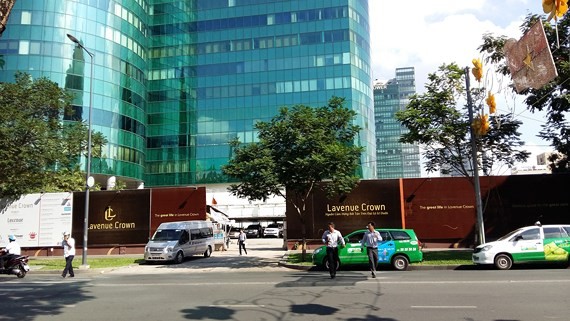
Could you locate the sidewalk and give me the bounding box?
[27,240,472,274]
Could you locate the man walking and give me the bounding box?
[61,231,75,278]
[361,221,382,278]
[237,229,247,255]
[321,222,345,279]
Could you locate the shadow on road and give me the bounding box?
[0,279,94,321]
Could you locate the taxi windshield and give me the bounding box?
[497,228,524,241]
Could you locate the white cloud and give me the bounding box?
[369,0,553,167]
[370,0,542,90]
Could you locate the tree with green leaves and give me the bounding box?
[479,14,570,172]
[396,63,529,178]
[222,96,363,259]
[0,72,106,198]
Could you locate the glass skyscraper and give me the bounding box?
[374,67,421,179]
[0,0,375,187]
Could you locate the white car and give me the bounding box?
[263,224,281,238]
[472,222,570,270]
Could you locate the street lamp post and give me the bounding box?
[67,33,94,268]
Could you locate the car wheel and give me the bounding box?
[323,258,340,271]
[174,251,184,264]
[392,255,409,271]
[494,254,513,270]
[204,246,212,258]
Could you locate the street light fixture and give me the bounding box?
[67,33,94,268]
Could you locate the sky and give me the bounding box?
[369,0,551,170]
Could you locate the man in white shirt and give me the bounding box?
[361,221,382,278]
[61,231,75,278]
[237,229,247,255]
[0,235,21,269]
[321,222,345,279]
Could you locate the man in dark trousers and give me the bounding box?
[361,221,382,278]
[321,222,345,279]
[237,229,247,255]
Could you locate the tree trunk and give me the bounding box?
[301,221,307,261]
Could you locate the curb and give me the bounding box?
[278,253,313,271]
[277,252,468,271]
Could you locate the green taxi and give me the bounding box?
[312,228,423,271]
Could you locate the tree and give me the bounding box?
[479,14,570,172]
[396,63,530,178]
[222,97,363,259]
[0,72,106,198]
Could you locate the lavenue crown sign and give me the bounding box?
[325,202,389,217]
[89,206,136,230]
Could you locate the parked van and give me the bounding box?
[473,222,570,270]
[144,221,214,264]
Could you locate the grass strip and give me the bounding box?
[29,257,145,270]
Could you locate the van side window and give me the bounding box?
[200,227,213,238]
[181,230,190,243]
[519,228,540,240]
[544,227,563,239]
[562,227,570,236]
[390,231,411,241]
[191,229,200,240]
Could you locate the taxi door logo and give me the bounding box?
[105,206,116,221]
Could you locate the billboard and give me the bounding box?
[402,177,477,243]
[286,180,402,239]
[0,193,73,247]
[150,187,207,236]
[73,189,150,246]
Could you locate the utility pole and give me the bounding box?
[464,67,486,245]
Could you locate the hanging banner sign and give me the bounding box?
[0,193,73,247]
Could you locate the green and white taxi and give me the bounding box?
[312,228,423,271]
[472,222,570,270]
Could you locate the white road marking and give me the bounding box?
[411,306,477,309]
[209,305,265,308]
[2,279,570,288]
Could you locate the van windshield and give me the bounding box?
[151,229,183,241]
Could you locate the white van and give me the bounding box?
[144,221,214,264]
[473,222,570,270]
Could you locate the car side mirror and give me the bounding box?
[514,235,523,241]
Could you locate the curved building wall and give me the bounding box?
[1,0,374,188]
[0,0,148,185]
[145,0,375,186]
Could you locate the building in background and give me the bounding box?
[373,67,421,179]
[0,0,375,188]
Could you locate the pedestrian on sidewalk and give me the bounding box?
[238,229,247,255]
[361,221,382,278]
[61,231,75,278]
[321,222,345,279]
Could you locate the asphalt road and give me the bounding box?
[2,239,569,321]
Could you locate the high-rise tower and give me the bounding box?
[0,0,375,187]
[374,67,421,178]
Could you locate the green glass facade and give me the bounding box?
[1,0,375,187]
[374,67,421,179]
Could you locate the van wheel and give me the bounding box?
[323,259,340,271]
[392,255,409,271]
[174,251,184,264]
[204,246,212,258]
[494,254,513,270]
